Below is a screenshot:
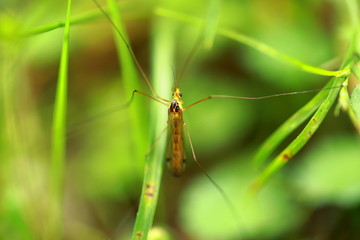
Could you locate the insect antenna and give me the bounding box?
[176,35,204,85]
[170,65,178,90]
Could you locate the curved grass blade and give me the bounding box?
[131,18,173,240]
[49,0,71,239]
[251,75,346,191]
[22,1,136,37]
[251,32,359,191]
[154,8,350,78]
[252,79,340,166]
[22,7,106,36]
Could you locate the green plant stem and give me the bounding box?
[131,18,174,240]
[253,79,335,165]
[106,0,147,177]
[203,0,220,49]
[252,29,359,190]
[155,7,350,78]
[21,1,140,37]
[251,75,345,190]
[49,0,71,239]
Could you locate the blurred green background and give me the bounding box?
[1,0,359,239]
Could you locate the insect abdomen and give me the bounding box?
[166,119,186,177]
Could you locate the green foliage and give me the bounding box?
[0,0,359,239]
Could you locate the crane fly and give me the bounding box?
[85,2,347,238]
[167,86,186,176]
[133,84,188,177]
[91,0,344,179]
[91,0,206,178]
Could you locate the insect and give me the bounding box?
[42,2,340,240]
[83,6,345,240]
[87,0,345,181]
[9,1,349,240]
[165,85,187,176]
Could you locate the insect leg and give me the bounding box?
[183,123,241,227]
[145,124,168,157]
[183,85,345,111]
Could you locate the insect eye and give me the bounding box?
[179,92,183,97]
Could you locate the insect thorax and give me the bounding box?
[169,100,183,120]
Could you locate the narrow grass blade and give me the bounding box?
[251,32,359,190]
[49,0,71,239]
[154,8,350,78]
[22,1,136,37]
[217,28,350,77]
[253,79,338,166]
[131,18,174,240]
[203,0,220,49]
[106,0,147,176]
[251,75,345,190]
[346,0,359,29]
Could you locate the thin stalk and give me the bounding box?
[155,7,350,78]
[252,28,359,190]
[22,1,142,37]
[131,18,174,240]
[203,0,220,49]
[106,0,147,177]
[253,79,339,165]
[49,0,71,239]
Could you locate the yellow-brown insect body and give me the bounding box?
[166,87,186,177]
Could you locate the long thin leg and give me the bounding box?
[183,85,344,111]
[92,0,164,100]
[183,123,241,226]
[145,124,168,156]
[176,34,203,83]
[68,90,169,136]
[134,90,171,105]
